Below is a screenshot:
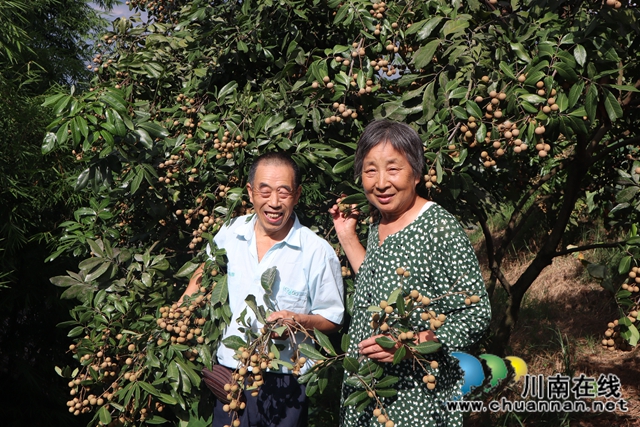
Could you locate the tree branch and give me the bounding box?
[553,241,627,257]
[585,124,610,158]
[491,265,513,294]
[621,79,640,107]
[589,135,640,167]
[496,166,563,262]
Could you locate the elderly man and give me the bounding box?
[181,152,344,427]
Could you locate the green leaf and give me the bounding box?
[387,287,403,306]
[176,358,200,387]
[519,94,546,104]
[413,341,442,354]
[50,276,82,287]
[628,324,639,346]
[510,42,531,63]
[618,256,632,275]
[341,333,351,353]
[568,81,585,108]
[42,132,57,154]
[68,326,84,337]
[218,81,238,99]
[261,267,277,294]
[158,393,177,405]
[574,44,587,67]
[585,84,598,121]
[392,345,406,365]
[102,92,127,114]
[145,415,169,425]
[175,261,200,278]
[343,356,359,373]
[586,263,607,280]
[343,390,368,407]
[442,18,469,37]
[616,186,638,203]
[475,123,487,144]
[298,343,327,361]
[375,336,396,349]
[465,101,482,120]
[85,261,111,282]
[415,17,443,40]
[210,275,228,306]
[138,381,160,396]
[618,316,632,327]
[499,61,516,80]
[269,118,296,137]
[130,168,144,194]
[413,40,440,69]
[375,375,399,388]
[244,294,266,324]
[422,82,437,121]
[221,335,246,350]
[603,89,623,122]
[98,405,112,425]
[138,121,169,138]
[333,3,349,25]
[375,388,398,397]
[332,155,354,174]
[314,329,336,356]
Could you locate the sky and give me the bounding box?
[91,1,147,21]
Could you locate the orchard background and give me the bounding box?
[1,0,640,426]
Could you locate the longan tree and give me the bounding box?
[43,0,640,425]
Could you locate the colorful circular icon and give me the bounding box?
[505,356,528,381]
[451,352,485,395]
[479,354,508,388]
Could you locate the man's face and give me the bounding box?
[247,162,301,240]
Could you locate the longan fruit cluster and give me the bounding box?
[156,296,211,351]
[213,130,248,160]
[370,58,391,74]
[175,197,224,249]
[325,102,358,124]
[602,316,637,351]
[622,266,640,293]
[220,343,308,426]
[158,153,185,184]
[372,406,395,427]
[369,2,387,20]
[341,265,352,277]
[350,41,367,60]
[424,168,437,189]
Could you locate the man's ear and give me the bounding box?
[247,183,254,205]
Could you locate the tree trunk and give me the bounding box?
[488,152,589,354]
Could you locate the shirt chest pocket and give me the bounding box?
[276,285,309,313]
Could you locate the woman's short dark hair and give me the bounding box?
[248,152,301,188]
[354,120,424,180]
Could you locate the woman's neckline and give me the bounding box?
[377,200,435,246]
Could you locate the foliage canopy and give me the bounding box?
[43,0,640,425]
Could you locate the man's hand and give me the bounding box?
[266,310,299,339]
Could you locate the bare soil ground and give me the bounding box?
[467,253,640,426]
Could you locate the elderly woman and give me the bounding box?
[330,120,491,427]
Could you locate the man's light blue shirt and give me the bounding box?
[211,214,344,374]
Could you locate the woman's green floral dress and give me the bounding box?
[341,203,492,427]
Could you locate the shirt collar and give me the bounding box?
[235,213,302,249]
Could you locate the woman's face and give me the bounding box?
[361,142,420,220]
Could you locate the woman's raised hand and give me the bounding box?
[329,195,359,237]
